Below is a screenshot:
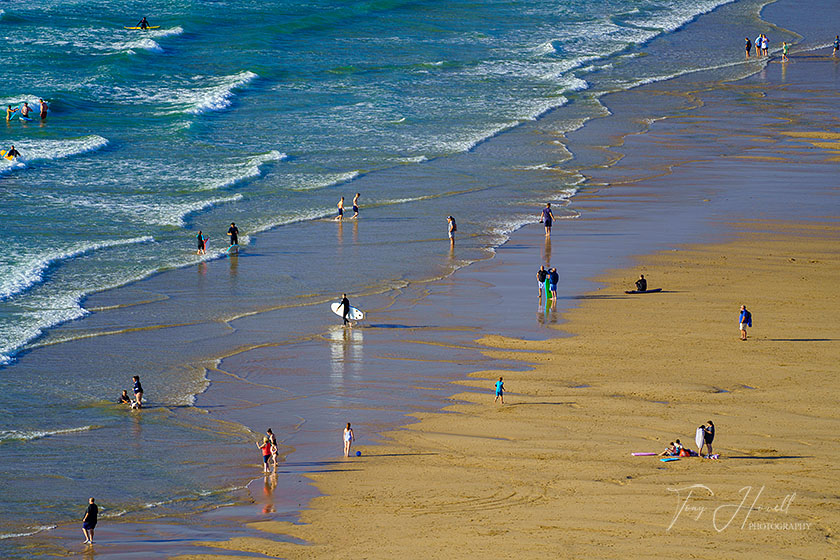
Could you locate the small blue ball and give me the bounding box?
[355,450,361,457]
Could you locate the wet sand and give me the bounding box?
[172,37,840,560]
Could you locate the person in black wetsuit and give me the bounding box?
[340,293,351,326]
[227,222,239,246]
[137,17,150,29]
[537,265,547,300]
[635,274,647,292]
[5,145,21,158]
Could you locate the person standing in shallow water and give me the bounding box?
[227,222,239,246]
[132,375,143,408]
[335,197,345,221]
[82,497,97,544]
[343,423,355,457]
[745,37,752,59]
[537,265,547,300]
[540,203,555,236]
[351,193,360,219]
[447,216,457,247]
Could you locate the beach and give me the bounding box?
[2,0,839,557]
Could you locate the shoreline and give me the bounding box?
[5,0,840,556]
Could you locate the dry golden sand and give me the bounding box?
[178,222,839,559]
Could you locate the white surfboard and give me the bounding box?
[330,302,364,321]
[695,426,705,452]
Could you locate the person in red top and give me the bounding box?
[257,437,273,473]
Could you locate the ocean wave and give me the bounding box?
[0,526,56,540]
[0,236,154,302]
[149,26,184,39]
[3,136,109,168]
[118,38,163,54]
[0,425,99,443]
[186,71,259,115]
[289,170,360,191]
[201,150,286,191]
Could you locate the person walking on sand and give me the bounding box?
[339,293,351,326]
[539,203,555,236]
[227,222,239,246]
[351,192,360,219]
[739,305,752,341]
[548,267,559,300]
[537,265,547,300]
[335,196,345,221]
[132,375,143,408]
[343,422,355,457]
[745,37,752,59]
[704,420,715,457]
[257,437,273,473]
[447,215,457,247]
[82,497,98,544]
[494,377,505,404]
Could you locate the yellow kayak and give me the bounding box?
[124,26,161,30]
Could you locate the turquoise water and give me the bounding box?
[0,0,783,550]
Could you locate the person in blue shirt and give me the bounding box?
[739,305,752,341]
[132,375,143,408]
[494,377,505,404]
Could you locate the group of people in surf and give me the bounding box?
[4,100,49,161]
[195,223,239,255]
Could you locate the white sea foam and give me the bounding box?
[201,150,286,191]
[119,38,163,54]
[0,526,56,540]
[0,425,99,443]
[150,26,184,39]
[0,236,154,301]
[186,71,259,114]
[2,136,109,171]
[289,170,360,191]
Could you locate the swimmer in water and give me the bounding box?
[335,196,344,221]
[351,193,360,219]
[39,99,48,119]
[5,145,21,159]
[6,105,18,120]
[19,103,31,119]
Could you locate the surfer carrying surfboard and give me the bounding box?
[227,222,239,246]
[339,293,351,325]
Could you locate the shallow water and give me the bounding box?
[0,0,814,552]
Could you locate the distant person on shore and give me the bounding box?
[548,267,559,300]
[833,35,839,57]
[132,375,143,408]
[539,203,555,236]
[82,497,97,544]
[635,274,647,292]
[118,390,132,405]
[39,99,48,119]
[494,376,505,404]
[196,230,206,255]
[227,222,239,246]
[335,197,345,221]
[537,265,548,300]
[257,437,273,473]
[745,37,752,59]
[266,428,278,471]
[761,34,769,56]
[754,34,762,57]
[6,105,18,120]
[782,42,789,62]
[5,145,21,159]
[447,215,456,247]
[704,420,715,456]
[339,293,351,326]
[351,192,360,219]
[739,305,752,340]
[343,422,355,457]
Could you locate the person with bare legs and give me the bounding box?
[494,377,505,404]
[343,422,355,457]
[739,305,752,341]
[335,197,345,221]
[539,203,555,236]
[351,193,360,219]
[447,215,457,247]
[82,497,97,544]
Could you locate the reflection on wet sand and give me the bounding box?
[328,326,364,383]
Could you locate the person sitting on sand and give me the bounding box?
[635,274,647,292]
[658,442,677,457]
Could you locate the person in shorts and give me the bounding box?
[745,37,752,59]
[352,193,360,219]
[548,267,559,300]
[447,216,457,247]
[539,203,555,236]
[494,377,505,404]
[82,497,98,544]
[739,305,752,341]
[257,437,273,473]
[132,375,143,408]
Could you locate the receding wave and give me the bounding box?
[0,236,154,301]
[0,425,100,443]
[0,525,56,540]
